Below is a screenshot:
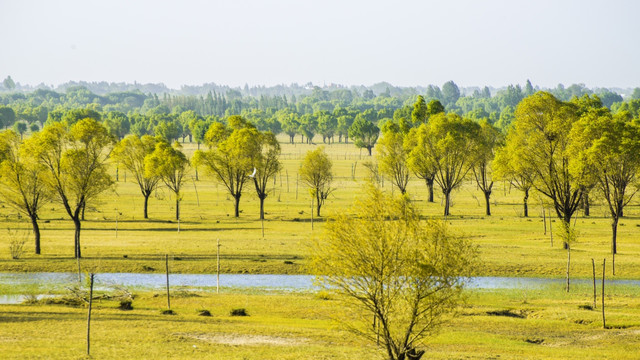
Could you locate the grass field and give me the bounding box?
[1,135,638,278]
[1,135,640,359]
[1,283,640,359]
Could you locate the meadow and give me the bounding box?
[1,136,640,359]
[0,136,638,279]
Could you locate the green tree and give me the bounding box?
[569,112,640,256]
[413,113,480,216]
[154,120,182,143]
[493,132,534,217]
[252,132,282,220]
[32,119,114,258]
[348,117,379,156]
[3,76,16,90]
[376,126,410,194]
[411,95,427,124]
[507,92,584,249]
[194,119,259,217]
[111,135,161,219]
[0,130,50,254]
[144,141,189,221]
[426,99,445,116]
[0,106,16,129]
[104,111,130,140]
[299,147,334,216]
[406,127,437,202]
[311,184,476,360]
[442,80,461,107]
[472,121,502,216]
[12,121,28,140]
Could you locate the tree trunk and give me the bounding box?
[81,203,86,221]
[584,192,590,217]
[426,179,434,203]
[523,188,529,217]
[259,196,265,220]
[316,193,322,217]
[31,214,41,255]
[175,196,180,221]
[612,216,618,255]
[73,216,82,259]
[562,216,570,250]
[444,190,451,216]
[484,190,491,216]
[144,193,150,219]
[234,194,241,217]
[367,146,372,156]
[398,348,426,360]
[566,243,571,292]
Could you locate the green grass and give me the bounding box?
[1,136,639,278]
[1,285,640,359]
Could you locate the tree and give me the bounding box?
[377,125,410,194]
[154,120,182,143]
[569,112,640,256]
[32,119,114,258]
[104,111,130,140]
[252,132,282,220]
[442,81,460,107]
[12,121,28,140]
[311,184,476,360]
[493,132,534,217]
[507,92,584,249]
[300,147,334,216]
[349,117,379,156]
[0,106,16,129]
[411,95,427,124]
[413,113,480,216]
[194,119,259,217]
[0,130,50,254]
[144,141,189,221]
[3,76,16,90]
[472,121,502,216]
[406,127,437,202]
[111,135,161,219]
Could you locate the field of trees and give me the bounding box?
[1,79,640,359]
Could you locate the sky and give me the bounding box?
[1,0,639,90]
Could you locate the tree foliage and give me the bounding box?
[311,184,476,360]
[299,147,334,216]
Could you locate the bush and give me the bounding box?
[230,308,248,316]
[8,228,28,259]
[198,309,212,317]
[119,299,133,310]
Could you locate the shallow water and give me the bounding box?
[1,272,638,304]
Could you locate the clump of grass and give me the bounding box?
[8,228,29,260]
[161,309,175,315]
[578,304,593,311]
[315,291,333,300]
[486,309,526,318]
[141,265,155,272]
[230,308,248,316]
[284,260,295,265]
[119,299,133,310]
[198,309,212,316]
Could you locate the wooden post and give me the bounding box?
[565,244,570,292]
[311,196,314,231]
[592,258,596,309]
[216,239,220,294]
[192,176,200,206]
[549,210,553,247]
[115,209,118,239]
[543,206,547,235]
[602,258,606,329]
[261,216,265,238]
[165,255,171,310]
[86,273,95,356]
[296,174,299,200]
[286,170,289,193]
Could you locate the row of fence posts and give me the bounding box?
[83,241,223,356]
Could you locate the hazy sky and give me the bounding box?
[1,0,639,89]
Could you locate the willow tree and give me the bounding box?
[569,111,640,256]
[145,141,189,221]
[506,92,585,249]
[376,124,410,194]
[252,131,282,220]
[299,147,334,216]
[32,119,114,258]
[493,133,533,217]
[311,184,476,360]
[472,120,502,216]
[406,128,436,202]
[412,113,480,216]
[111,135,161,219]
[0,130,50,254]
[194,116,259,217]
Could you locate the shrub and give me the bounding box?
[230,308,248,316]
